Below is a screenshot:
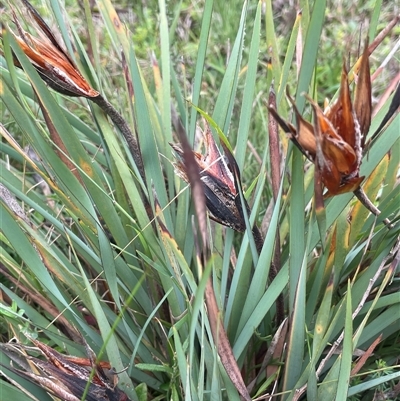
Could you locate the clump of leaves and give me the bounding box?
[0,1,399,401]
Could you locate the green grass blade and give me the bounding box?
[334,282,353,401]
[189,0,214,140]
[235,1,261,170]
[212,0,248,133]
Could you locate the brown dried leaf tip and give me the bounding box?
[269,44,372,197]
[0,335,131,401]
[5,0,99,98]
[171,122,249,232]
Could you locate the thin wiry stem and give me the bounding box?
[92,94,146,184]
[353,187,392,228]
[92,94,153,219]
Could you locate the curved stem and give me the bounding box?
[92,94,146,184]
[354,187,392,228]
[92,94,153,219]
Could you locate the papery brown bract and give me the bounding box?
[268,44,371,198]
[0,336,131,401]
[171,123,248,232]
[6,0,99,98]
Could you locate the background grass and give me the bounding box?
[0,0,399,400]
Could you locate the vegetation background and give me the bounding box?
[0,0,399,400]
